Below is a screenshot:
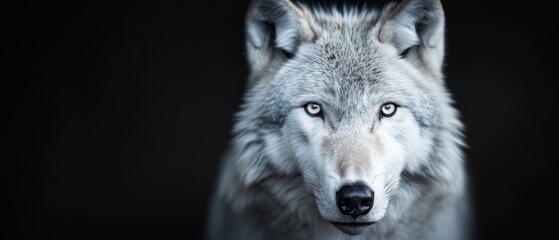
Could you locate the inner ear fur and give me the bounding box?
[378,0,446,78]
[245,0,316,76]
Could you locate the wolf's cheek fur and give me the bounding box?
[378,107,435,173]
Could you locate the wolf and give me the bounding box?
[207,0,471,239]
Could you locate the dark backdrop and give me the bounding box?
[3,1,558,239]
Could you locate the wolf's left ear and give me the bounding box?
[245,0,316,77]
[378,0,445,78]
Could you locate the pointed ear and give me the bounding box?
[378,0,445,77]
[245,0,316,76]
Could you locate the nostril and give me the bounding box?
[336,184,374,218]
[359,200,373,211]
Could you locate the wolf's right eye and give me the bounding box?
[304,103,322,116]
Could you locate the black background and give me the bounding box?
[3,0,558,239]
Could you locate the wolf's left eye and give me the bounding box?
[380,103,397,117]
[304,103,322,116]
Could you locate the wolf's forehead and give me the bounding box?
[314,37,386,83]
[308,14,391,83]
[309,6,382,30]
[299,29,395,98]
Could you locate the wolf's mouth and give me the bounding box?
[330,221,376,235]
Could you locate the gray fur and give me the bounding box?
[207,0,471,239]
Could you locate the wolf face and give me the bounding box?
[225,0,464,237]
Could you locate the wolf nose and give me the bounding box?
[336,184,374,218]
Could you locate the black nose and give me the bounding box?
[336,184,374,219]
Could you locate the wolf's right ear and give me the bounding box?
[245,0,316,76]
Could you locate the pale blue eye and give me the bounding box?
[305,103,322,116]
[381,103,397,117]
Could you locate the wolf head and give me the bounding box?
[231,0,464,236]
